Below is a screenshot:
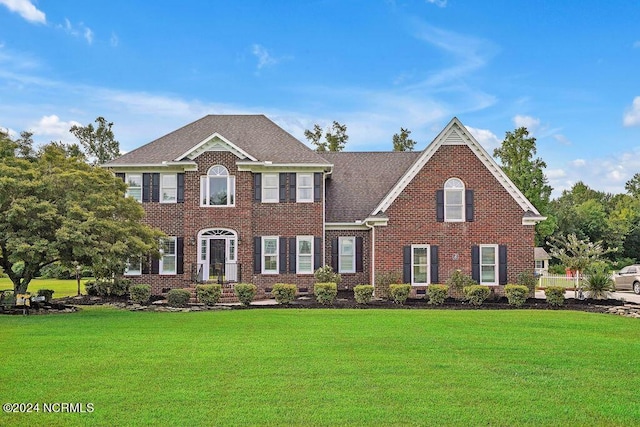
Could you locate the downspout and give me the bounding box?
[365,221,376,296]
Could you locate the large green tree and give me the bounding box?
[493,127,554,244]
[304,121,348,152]
[392,128,416,151]
[70,116,121,165]
[0,130,161,294]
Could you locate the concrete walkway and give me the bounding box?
[535,289,640,304]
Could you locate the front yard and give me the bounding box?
[2,307,639,426]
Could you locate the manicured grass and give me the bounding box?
[1,308,639,426]
[0,278,88,297]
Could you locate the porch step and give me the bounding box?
[183,285,240,304]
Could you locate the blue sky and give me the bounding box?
[1,0,639,198]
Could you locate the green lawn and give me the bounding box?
[2,308,639,426]
[0,278,88,298]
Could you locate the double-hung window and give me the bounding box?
[160,237,177,275]
[297,173,313,203]
[126,174,142,202]
[161,174,177,203]
[201,165,235,206]
[124,259,142,276]
[480,245,498,285]
[339,237,355,273]
[262,237,278,274]
[297,236,313,274]
[444,178,464,222]
[411,245,430,285]
[262,173,279,203]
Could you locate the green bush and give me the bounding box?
[516,270,537,294]
[85,279,130,297]
[584,266,614,300]
[314,265,341,286]
[314,282,337,305]
[110,278,131,297]
[504,284,528,307]
[272,284,297,304]
[545,286,566,307]
[463,285,490,306]
[389,284,411,305]
[196,284,222,306]
[446,270,477,293]
[353,285,374,304]
[129,284,151,304]
[39,263,74,280]
[548,263,567,275]
[37,289,55,302]
[166,289,191,307]
[374,270,402,300]
[234,283,257,306]
[427,284,449,305]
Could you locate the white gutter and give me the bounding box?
[365,220,376,295]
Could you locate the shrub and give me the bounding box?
[583,266,614,300]
[166,289,191,307]
[427,284,449,305]
[375,270,402,300]
[353,285,374,304]
[389,284,411,305]
[110,278,131,297]
[446,270,477,294]
[85,279,130,297]
[314,282,337,305]
[234,283,257,306]
[272,284,297,304]
[314,265,341,286]
[545,286,566,307]
[504,284,528,307]
[548,263,567,275]
[129,284,151,304]
[516,270,537,295]
[463,285,490,306]
[37,289,55,302]
[196,284,222,306]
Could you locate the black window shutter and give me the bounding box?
[289,173,296,202]
[142,173,151,202]
[151,257,159,275]
[177,173,185,203]
[499,245,508,285]
[289,237,296,274]
[279,237,287,274]
[471,246,480,282]
[253,237,262,274]
[430,245,439,284]
[254,173,262,202]
[176,237,184,275]
[115,172,125,182]
[436,190,444,222]
[403,246,412,284]
[331,238,339,272]
[355,237,364,273]
[151,173,160,202]
[465,190,474,222]
[314,173,322,202]
[142,256,150,274]
[279,173,287,203]
[314,237,322,270]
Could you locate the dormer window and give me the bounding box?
[444,178,464,222]
[201,165,235,206]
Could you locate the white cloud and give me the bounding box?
[570,159,586,167]
[252,44,277,70]
[110,32,119,47]
[513,115,541,133]
[426,0,447,6]
[552,134,571,145]
[58,19,94,44]
[623,96,640,126]
[546,169,567,179]
[84,27,94,44]
[0,0,45,24]
[466,126,501,152]
[29,115,81,143]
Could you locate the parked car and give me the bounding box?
[613,265,640,294]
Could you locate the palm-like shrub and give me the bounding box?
[583,266,614,300]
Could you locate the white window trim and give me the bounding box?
[479,244,498,285]
[262,236,279,275]
[338,236,356,274]
[124,259,142,276]
[160,237,177,276]
[262,173,279,203]
[160,173,177,204]
[297,236,314,274]
[444,178,465,222]
[126,173,142,202]
[411,244,430,286]
[200,166,235,207]
[297,173,314,203]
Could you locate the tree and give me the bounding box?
[304,121,348,152]
[0,132,162,294]
[392,128,416,151]
[493,127,553,244]
[625,172,640,198]
[70,116,121,165]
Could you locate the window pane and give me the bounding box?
[264,255,277,271]
[446,190,462,205]
[298,188,312,201]
[299,174,312,187]
[413,265,428,283]
[162,238,176,255]
[481,247,495,264]
[340,255,354,272]
[446,206,462,220]
[128,188,142,201]
[299,239,312,254]
[162,256,176,273]
[201,239,207,261]
[481,266,495,282]
[264,238,277,255]
[299,256,312,273]
[263,188,278,201]
[264,174,278,187]
[341,239,354,255]
[229,239,236,261]
[413,247,428,265]
[210,177,227,205]
[229,176,235,205]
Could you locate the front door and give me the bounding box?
[210,239,226,282]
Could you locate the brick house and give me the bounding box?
[105,115,544,297]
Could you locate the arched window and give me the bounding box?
[201,165,235,206]
[444,178,464,222]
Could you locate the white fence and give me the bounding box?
[537,274,581,289]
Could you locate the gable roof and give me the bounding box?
[373,117,544,220]
[322,151,421,223]
[105,115,330,167]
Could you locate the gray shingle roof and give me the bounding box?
[105,115,329,166]
[322,151,421,222]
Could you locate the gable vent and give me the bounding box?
[443,130,465,145]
